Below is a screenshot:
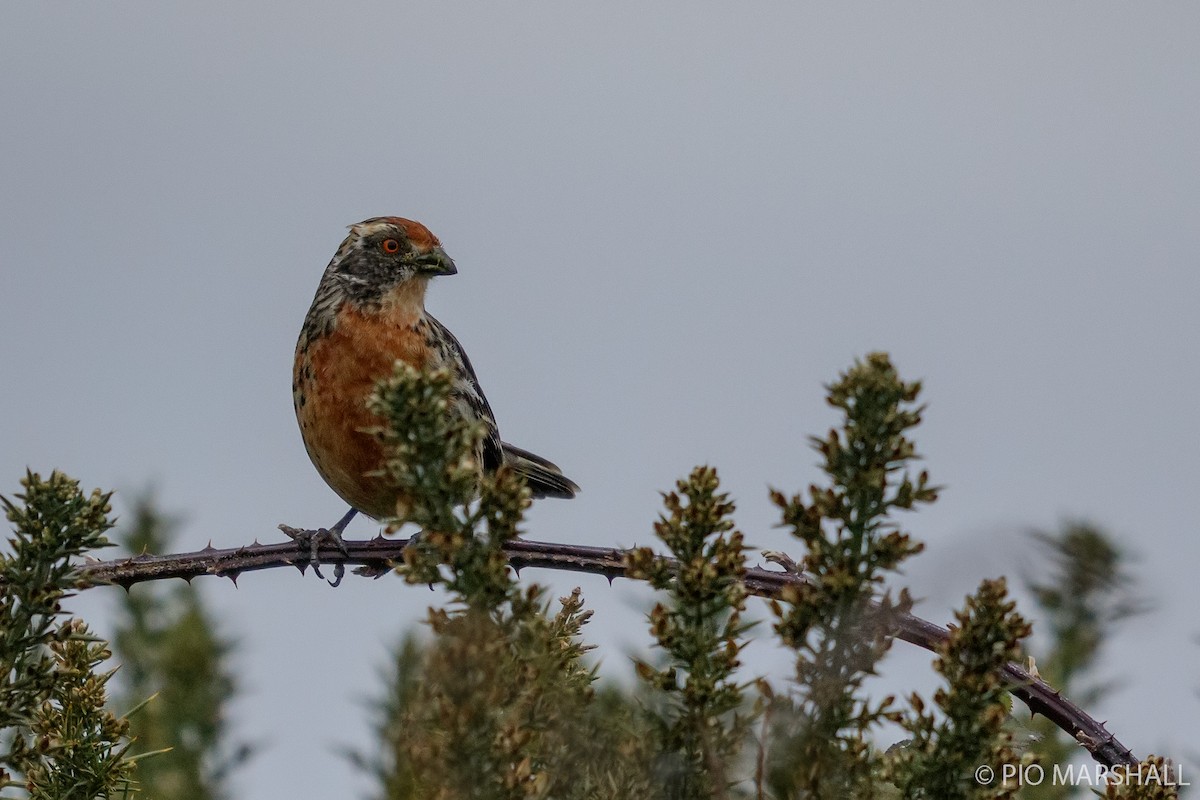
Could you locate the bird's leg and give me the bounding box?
[279,507,358,586]
[321,507,357,557]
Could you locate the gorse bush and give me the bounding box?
[109,497,252,800]
[0,353,1181,799]
[0,472,133,799]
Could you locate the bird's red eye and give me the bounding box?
[381,238,401,254]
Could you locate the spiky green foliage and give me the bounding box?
[1027,523,1144,701]
[355,631,656,800]
[8,353,1168,799]
[349,634,425,800]
[0,470,134,799]
[1102,756,1182,800]
[626,466,754,800]
[364,361,653,798]
[368,362,520,610]
[363,352,1173,799]
[365,362,489,535]
[1020,523,1147,799]
[110,496,253,800]
[889,578,1034,800]
[766,352,933,798]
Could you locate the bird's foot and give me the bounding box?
[279,508,357,587]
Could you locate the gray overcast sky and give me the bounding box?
[2,3,1197,794]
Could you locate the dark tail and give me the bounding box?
[501,442,579,499]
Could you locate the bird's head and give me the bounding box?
[327,216,457,303]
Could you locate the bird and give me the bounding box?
[286,216,577,572]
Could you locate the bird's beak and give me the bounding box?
[414,247,457,276]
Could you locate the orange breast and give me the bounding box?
[294,303,431,519]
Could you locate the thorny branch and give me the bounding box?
[76,533,1136,769]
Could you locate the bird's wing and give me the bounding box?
[425,314,578,498]
[425,314,505,472]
